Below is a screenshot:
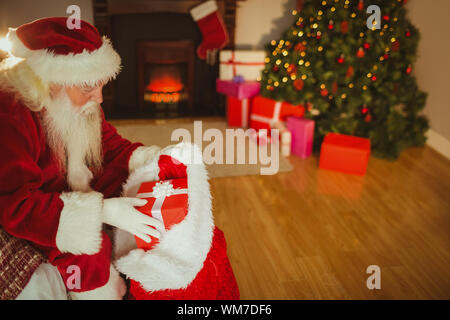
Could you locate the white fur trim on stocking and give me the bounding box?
[190,0,218,21]
[56,191,103,255]
[69,265,126,300]
[115,142,214,292]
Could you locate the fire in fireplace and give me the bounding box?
[138,40,195,118]
[143,64,189,117]
[145,65,185,103]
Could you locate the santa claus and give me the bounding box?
[0,17,165,299]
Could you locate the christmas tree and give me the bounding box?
[260,0,428,159]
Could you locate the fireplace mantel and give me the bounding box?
[93,0,243,48]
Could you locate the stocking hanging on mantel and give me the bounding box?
[190,0,229,65]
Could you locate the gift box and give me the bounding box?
[286,116,314,158]
[216,79,260,99]
[249,96,305,132]
[319,133,371,175]
[272,121,292,157]
[219,50,266,81]
[134,178,189,250]
[226,96,252,127]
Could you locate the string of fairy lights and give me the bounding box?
[262,0,411,112]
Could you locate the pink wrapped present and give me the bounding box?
[216,79,260,99]
[286,116,314,158]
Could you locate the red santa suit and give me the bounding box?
[0,17,159,298]
[114,143,240,300]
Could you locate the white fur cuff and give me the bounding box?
[56,191,104,255]
[128,145,161,173]
[69,265,126,300]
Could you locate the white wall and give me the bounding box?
[407,0,450,156]
[0,0,93,36]
[235,0,296,49]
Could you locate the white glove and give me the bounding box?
[103,197,164,243]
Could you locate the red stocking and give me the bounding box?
[190,0,229,60]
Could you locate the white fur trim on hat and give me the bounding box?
[190,0,218,21]
[115,142,214,292]
[7,28,121,87]
[56,191,104,255]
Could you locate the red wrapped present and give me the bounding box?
[134,178,188,250]
[216,79,260,99]
[227,96,252,127]
[319,133,371,175]
[249,96,304,132]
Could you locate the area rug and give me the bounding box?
[111,120,293,178]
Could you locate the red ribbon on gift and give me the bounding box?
[222,51,266,78]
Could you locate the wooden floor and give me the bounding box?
[111,117,450,299]
[210,144,450,299]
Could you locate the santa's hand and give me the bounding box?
[102,197,164,243]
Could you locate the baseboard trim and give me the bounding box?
[426,129,450,159]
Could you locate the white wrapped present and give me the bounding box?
[219,50,266,81]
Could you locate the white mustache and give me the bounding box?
[79,101,100,116]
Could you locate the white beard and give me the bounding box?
[40,91,103,192]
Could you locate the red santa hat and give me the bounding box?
[6,17,121,87]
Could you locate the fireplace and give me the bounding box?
[93,0,241,120]
[138,40,195,118]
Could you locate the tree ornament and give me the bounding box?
[361,105,369,114]
[293,78,304,91]
[332,81,338,94]
[383,53,389,60]
[364,114,372,122]
[383,15,390,21]
[363,42,370,50]
[357,0,364,11]
[391,40,400,51]
[356,47,365,58]
[328,20,334,30]
[341,21,349,34]
[294,43,306,52]
[406,64,412,74]
[346,66,354,78]
[287,64,297,75]
[393,82,399,93]
[337,54,345,64]
[297,0,304,12]
[320,88,329,96]
[371,75,377,81]
[406,30,411,37]
[273,65,280,72]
